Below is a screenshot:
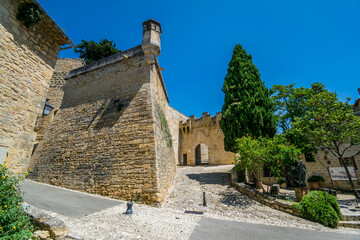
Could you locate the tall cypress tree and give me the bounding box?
[220,44,276,152]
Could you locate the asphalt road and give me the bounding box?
[190,217,359,240]
[21,180,121,218]
[21,180,360,240]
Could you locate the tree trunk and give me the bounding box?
[252,170,266,193]
[339,157,360,200]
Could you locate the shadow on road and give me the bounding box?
[218,187,256,207]
[186,172,231,186]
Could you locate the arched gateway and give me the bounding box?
[179,112,235,166]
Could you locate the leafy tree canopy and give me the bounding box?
[220,44,276,152]
[291,90,360,199]
[234,135,300,193]
[271,83,328,154]
[74,39,121,65]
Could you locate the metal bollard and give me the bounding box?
[124,193,140,215]
[203,191,207,207]
[125,201,133,215]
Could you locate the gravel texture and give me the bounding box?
[35,201,201,240]
[163,165,360,235]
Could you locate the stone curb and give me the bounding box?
[23,203,70,239]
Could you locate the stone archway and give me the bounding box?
[195,143,209,165]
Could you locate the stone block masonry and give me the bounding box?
[302,146,360,191]
[28,20,178,205]
[0,0,72,172]
[179,112,235,166]
[34,58,84,144]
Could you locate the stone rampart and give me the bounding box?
[29,20,177,205]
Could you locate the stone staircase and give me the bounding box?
[339,214,360,229]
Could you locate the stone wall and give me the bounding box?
[302,147,360,190]
[28,48,162,204]
[0,0,71,172]
[179,112,235,166]
[167,106,188,165]
[149,64,177,202]
[34,58,84,144]
[29,19,178,205]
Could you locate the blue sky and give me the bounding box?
[38,0,360,117]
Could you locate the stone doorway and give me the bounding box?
[195,144,209,165]
[183,154,187,166]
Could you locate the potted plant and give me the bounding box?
[307,175,325,190]
[278,178,287,189]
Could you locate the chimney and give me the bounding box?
[142,19,162,65]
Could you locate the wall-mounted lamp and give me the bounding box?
[43,99,53,116]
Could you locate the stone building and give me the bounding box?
[0,0,73,172]
[179,112,235,166]
[28,20,188,205]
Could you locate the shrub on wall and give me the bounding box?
[16,2,43,28]
[299,191,341,228]
[0,163,34,239]
[74,39,121,65]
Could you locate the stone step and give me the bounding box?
[339,221,360,229]
[343,215,360,221]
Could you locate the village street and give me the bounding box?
[21,165,360,239]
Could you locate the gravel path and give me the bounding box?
[163,165,360,235]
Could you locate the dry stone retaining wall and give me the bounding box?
[230,171,301,217]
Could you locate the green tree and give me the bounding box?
[262,135,301,179]
[234,136,266,192]
[234,135,300,193]
[220,44,276,152]
[74,39,121,65]
[271,83,327,155]
[292,91,360,199]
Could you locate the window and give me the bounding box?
[340,157,357,170]
[305,153,315,162]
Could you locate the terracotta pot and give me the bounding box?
[310,181,320,190]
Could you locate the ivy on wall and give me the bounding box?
[157,106,172,147]
[16,3,43,28]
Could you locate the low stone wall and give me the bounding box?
[230,171,301,217]
[24,203,69,239]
